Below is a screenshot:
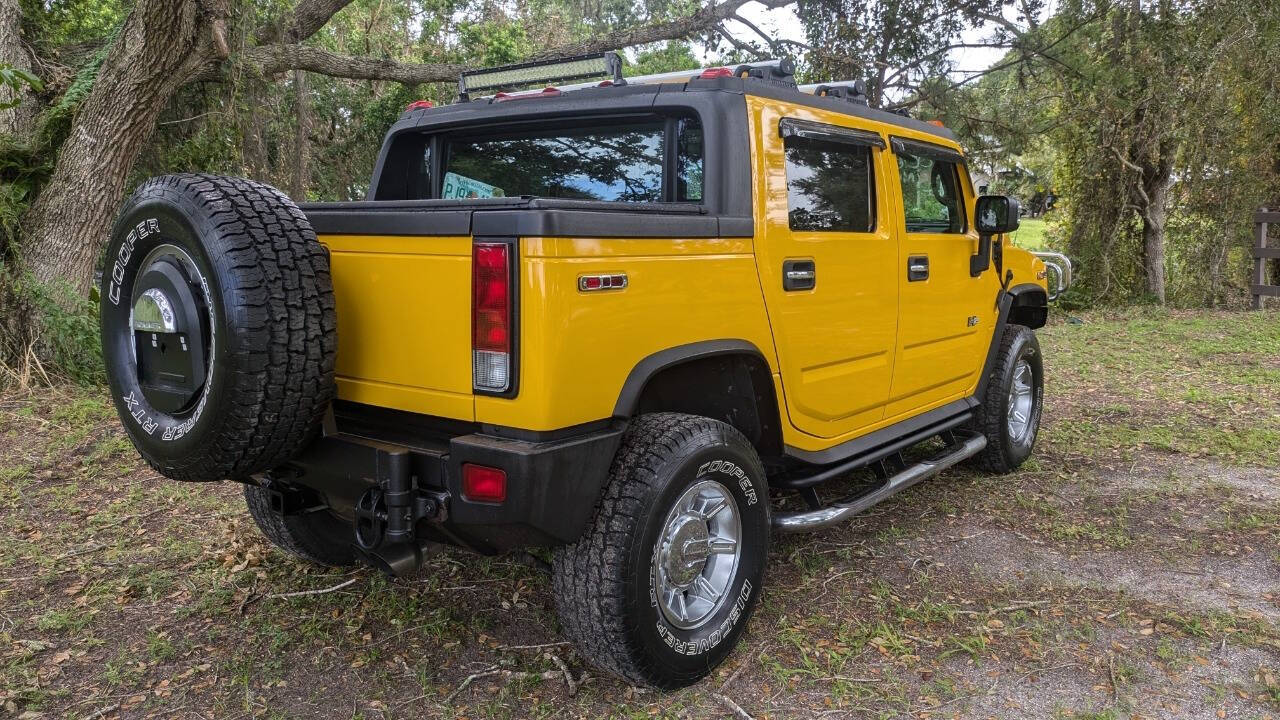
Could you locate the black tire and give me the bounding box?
[243,484,355,567]
[969,324,1043,473]
[552,413,770,689]
[100,174,336,482]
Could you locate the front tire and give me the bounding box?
[552,413,770,689]
[969,324,1044,473]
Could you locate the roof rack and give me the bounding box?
[552,58,796,93]
[798,79,870,106]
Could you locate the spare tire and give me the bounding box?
[100,174,336,482]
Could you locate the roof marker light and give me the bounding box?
[406,100,434,110]
[699,67,733,79]
[493,86,563,102]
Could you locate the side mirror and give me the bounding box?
[975,195,1020,235]
[971,195,1020,276]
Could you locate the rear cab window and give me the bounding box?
[379,114,703,203]
[779,119,881,233]
[892,139,967,234]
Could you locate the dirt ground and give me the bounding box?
[2,308,1278,719]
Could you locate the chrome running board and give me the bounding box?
[771,433,987,533]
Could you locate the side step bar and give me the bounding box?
[772,433,987,533]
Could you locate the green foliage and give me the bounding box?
[5,269,104,385]
[0,65,42,109]
[20,0,126,49]
[934,1,1280,307]
[0,263,104,385]
[0,135,52,249]
[36,31,114,152]
[798,0,988,107]
[627,42,702,76]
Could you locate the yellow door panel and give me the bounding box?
[747,96,899,439]
[885,148,997,417]
[321,234,475,421]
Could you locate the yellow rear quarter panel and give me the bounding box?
[474,237,779,431]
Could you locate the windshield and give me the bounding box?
[438,116,703,203]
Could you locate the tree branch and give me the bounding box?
[716,24,771,59]
[517,0,788,62]
[236,0,786,85]
[287,0,355,42]
[241,44,463,83]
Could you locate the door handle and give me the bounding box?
[907,255,929,282]
[782,259,816,291]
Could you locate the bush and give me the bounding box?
[0,265,104,387]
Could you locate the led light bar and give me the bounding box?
[459,52,623,99]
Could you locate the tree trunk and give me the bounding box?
[0,0,35,137]
[291,69,309,199]
[18,0,225,297]
[1140,155,1172,304]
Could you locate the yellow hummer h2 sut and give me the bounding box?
[100,54,1068,688]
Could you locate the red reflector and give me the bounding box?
[462,464,507,503]
[406,100,434,110]
[494,87,563,102]
[699,67,733,79]
[473,243,511,353]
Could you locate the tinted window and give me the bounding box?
[676,118,703,202]
[897,153,964,233]
[441,116,703,203]
[783,136,875,232]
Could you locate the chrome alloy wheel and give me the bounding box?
[653,479,742,630]
[1007,359,1035,444]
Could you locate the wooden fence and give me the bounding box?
[1254,209,1280,309]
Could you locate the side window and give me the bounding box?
[676,117,703,202]
[783,136,875,232]
[896,152,964,233]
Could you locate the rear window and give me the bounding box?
[782,136,875,232]
[447,122,666,202]
[382,115,704,203]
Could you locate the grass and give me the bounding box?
[0,308,1278,718]
[1009,216,1048,249]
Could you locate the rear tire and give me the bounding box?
[552,413,770,689]
[243,484,355,567]
[969,324,1043,473]
[100,174,336,482]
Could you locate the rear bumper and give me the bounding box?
[278,406,623,553]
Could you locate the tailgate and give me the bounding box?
[317,233,474,421]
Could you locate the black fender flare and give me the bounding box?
[612,339,772,418]
[1008,282,1049,329]
[609,335,778,453]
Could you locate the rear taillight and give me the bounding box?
[473,242,512,392]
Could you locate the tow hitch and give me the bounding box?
[351,446,447,576]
